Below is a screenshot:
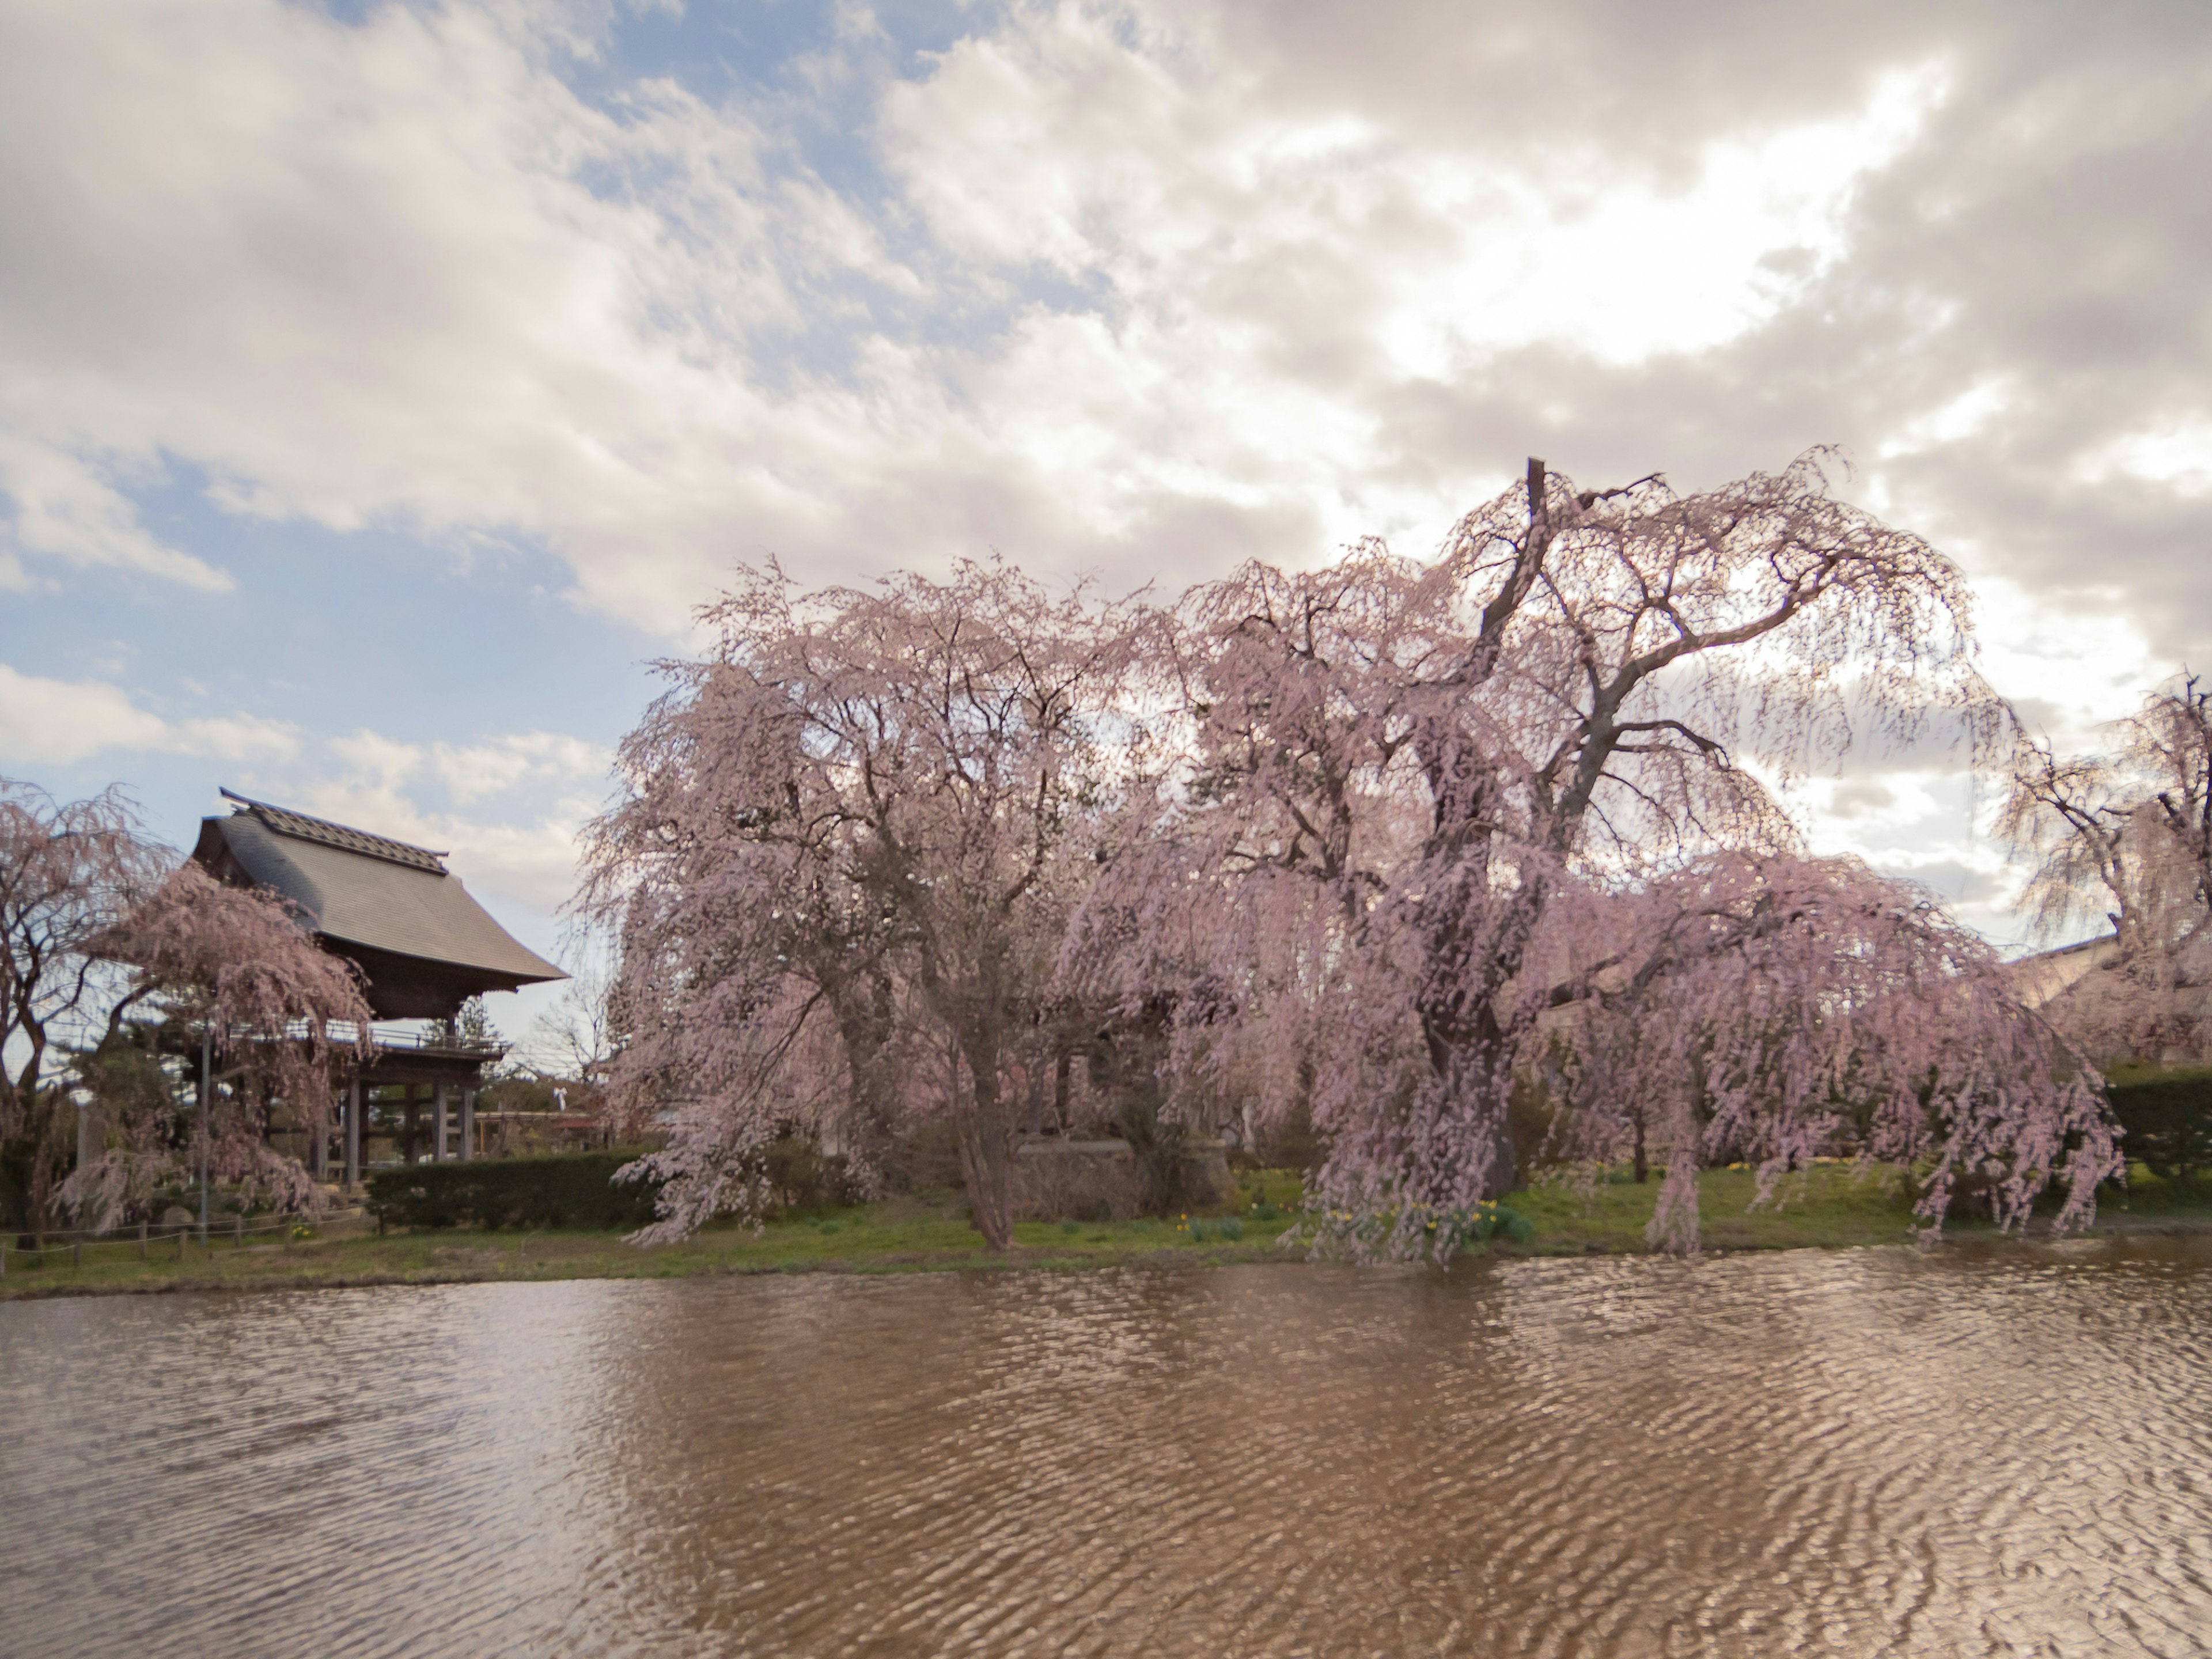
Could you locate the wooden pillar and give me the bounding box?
[344,1076,362,1189]
[458,1088,476,1162]
[310,1105,327,1180]
[403,1086,421,1166]
[433,1085,449,1164]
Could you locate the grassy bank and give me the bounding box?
[7,1163,2210,1301]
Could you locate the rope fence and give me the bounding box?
[1,1207,370,1277]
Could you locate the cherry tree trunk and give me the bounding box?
[1426,1036,1521,1203]
[952,1036,1016,1251]
[1408,876,1533,1205]
[833,979,902,1185]
[956,1113,1015,1251]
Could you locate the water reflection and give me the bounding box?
[5,1244,2210,1657]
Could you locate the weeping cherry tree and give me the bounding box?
[2002,674,2212,1062]
[1070,454,2115,1253]
[578,560,1145,1249]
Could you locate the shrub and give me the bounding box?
[2105,1066,2212,1181]
[368,1138,858,1230]
[1009,1145,1147,1222]
[753,1138,862,1213]
[368,1151,663,1231]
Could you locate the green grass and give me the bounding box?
[1510,1161,1931,1253]
[0,1195,1310,1301]
[7,1163,2207,1301]
[2089,1162,2212,1222]
[1509,1160,2212,1253]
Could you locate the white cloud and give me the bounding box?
[282,724,604,915]
[897,38,1944,366]
[0,436,230,590]
[1965,576,2165,745]
[1816,774,1941,830]
[0,0,1966,640]
[2074,418,2212,497]
[0,0,893,623]
[5,0,2208,964]
[872,14,1950,560]
[1878,377,2014,460]
[0,662,298,766]
[432,731,611,804]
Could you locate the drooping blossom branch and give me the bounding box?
[1558,854,2116,1251]
[586,452,2114,1257]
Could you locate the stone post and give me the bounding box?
[75,1095,101,1177]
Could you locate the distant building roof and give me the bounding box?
[2005,931,2120,1010]
[191,791,565,1018]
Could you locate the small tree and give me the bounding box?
[431,994,498,1050]
[3,782,376,1231]
[0,783,169,1232]
[62,861,374,1229]
[579,561,1145,1248]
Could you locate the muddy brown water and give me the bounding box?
[4,1244,2211,1658]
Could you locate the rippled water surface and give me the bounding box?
[6,1245,2212,1657]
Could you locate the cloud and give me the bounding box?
[0,702,602,923]
[884,16,1944,365]
[0,663,298,766]
[432,732,612,805]
[2074,419,2212,497]
[6,0,2212,951]
[1,0,885,619]
[281,724,607,915]
[1826,779,1900,823]
[1873,855,2005,909]
[0,437,232,590]
[6,0,2198,661]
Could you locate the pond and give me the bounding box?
[5,1244,2211,1657]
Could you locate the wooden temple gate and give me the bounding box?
[194,790,565,1190]
[312,1031,506,1188]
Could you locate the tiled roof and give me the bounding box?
[198,794,563,987]
[220,789,449,873]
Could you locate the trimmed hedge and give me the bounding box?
[2106,1067,2212,1181]
[365,1139,860,1230]
[368,1151,662,1230]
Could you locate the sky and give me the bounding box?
[3,0,2208,1050]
